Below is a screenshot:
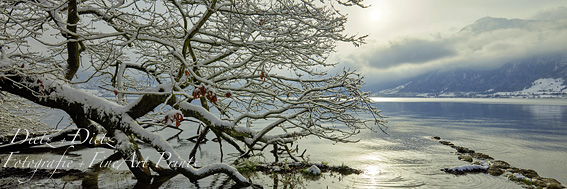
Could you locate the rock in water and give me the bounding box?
[471,152,493,160]
[487,166,504,176]
[455,146,475,153]
[305,165,321,175]
[458,155,473,162]
[439,140,454,146]
[490,160,510,169]
[509,168,539,178]
[443,164,489,175]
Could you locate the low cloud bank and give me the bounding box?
[336,7,567,85]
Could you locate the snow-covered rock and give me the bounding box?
[444,163,489,174]
[272,166,281,172]
[304,165,321,175]
[512,173,530,181]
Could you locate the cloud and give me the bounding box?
[336,7,567,85]
[354,38,455,69]
[531,6,567,20]
[450,16,567,70]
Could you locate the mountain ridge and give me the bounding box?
[372,55,567,98]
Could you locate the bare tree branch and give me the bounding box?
[0,0,384,186]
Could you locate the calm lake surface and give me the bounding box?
[160,98,567,188]
[295,97,567,189]
[9,98,567,188]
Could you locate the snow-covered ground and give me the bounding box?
[494,78,567,98]
[521,78,566,93]
[375,81,412,95]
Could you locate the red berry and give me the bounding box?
[199,85,206,95]
[212,94,217,103]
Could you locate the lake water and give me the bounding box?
[155,98,567,188]
[5,98,567,188]
[293,98,567,188]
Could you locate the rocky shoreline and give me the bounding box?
[235,159,363,176]
[433,136,564,189]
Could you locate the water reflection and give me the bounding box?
[372,98,567,186]
[4,98,566,188]
[522,105,566,120]
[358,165,384,188]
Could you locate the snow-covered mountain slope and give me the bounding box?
[377,81,412,95]
[521,78,567,93]
[372,55,567,98]
[492,78,567,98]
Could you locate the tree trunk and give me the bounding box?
[65,0,80,81]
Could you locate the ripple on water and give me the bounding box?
[432,174,521,189]
[344,168,426,188]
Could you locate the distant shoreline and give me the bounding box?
[371,94,567,99]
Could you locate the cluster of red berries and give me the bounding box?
[192,85,232,104]
[36,79,45,95]
[164,112,183,128]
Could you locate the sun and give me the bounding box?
[368,9,383,21]
[365,4,387,22]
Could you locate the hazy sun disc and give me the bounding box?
[368,9,383,21]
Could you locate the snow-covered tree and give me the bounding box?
[0,0,384,186]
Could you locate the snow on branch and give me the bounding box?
[1,0,382,186]
[117,114,249,185]
[0,68,249,185]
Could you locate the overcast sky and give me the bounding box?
[329,0,567,87]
